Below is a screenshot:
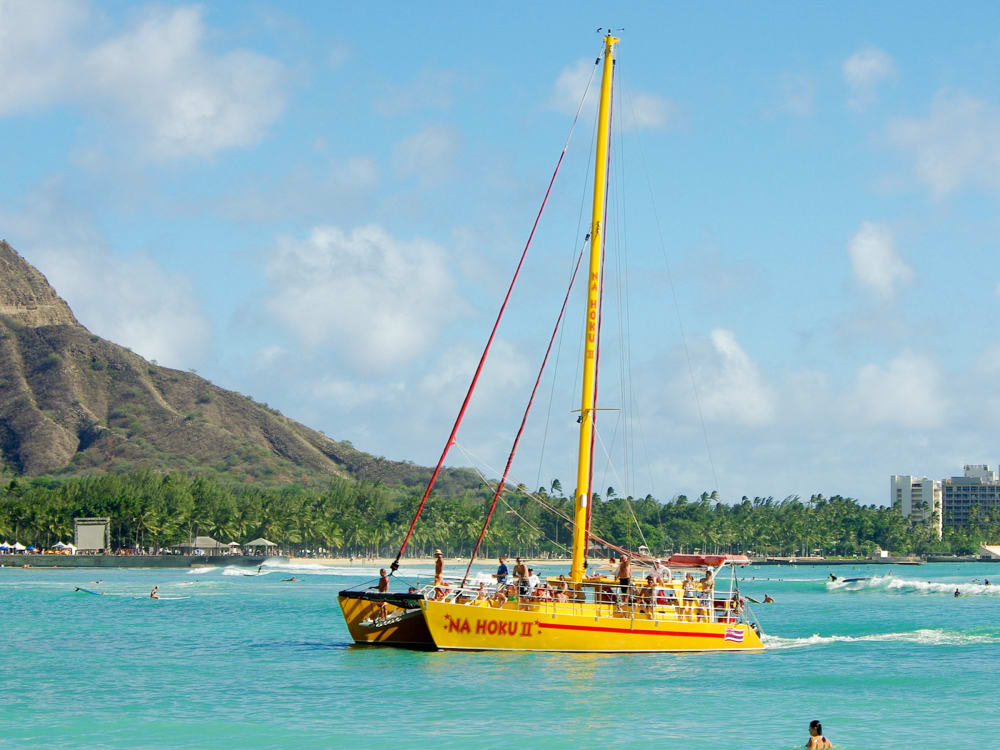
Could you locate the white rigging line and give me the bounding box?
[619,66,721,495]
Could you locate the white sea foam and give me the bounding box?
[826,574,1000,596]
[763,628,1000,649]
[221,566,276,577]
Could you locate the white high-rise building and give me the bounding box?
[890,475,942,539]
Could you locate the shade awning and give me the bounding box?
[172,536,225,549]
[245,538,277,547]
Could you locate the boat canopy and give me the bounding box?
[666,554,751,567]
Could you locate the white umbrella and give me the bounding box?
[228,541,241,547]
[12,542,26,551]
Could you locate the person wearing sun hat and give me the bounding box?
[434,549,444,578]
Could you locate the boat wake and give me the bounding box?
[763,628,1000,649]
[826,574,1000,596]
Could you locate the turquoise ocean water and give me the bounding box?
[1,560,997,749]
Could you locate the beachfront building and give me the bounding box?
[940,465,1000,530]
[890,475,942,539]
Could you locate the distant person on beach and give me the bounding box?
[377,569,390,593]
[494,556,509,585]
[150,586,160,600]
[764,594,775,603]
[806,719,833,748]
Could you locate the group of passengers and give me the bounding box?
[423,551,723,618]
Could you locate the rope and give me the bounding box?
[621,70,720,495]
[460,238,588,586]
[388,57,599,573]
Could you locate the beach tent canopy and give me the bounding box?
[172,536,226,549]
[51,542,68,549]
[0,542,9,549]
[13,542,27,550]
[245,538,277,547]
[65,543,77,553]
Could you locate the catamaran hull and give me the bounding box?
[338,592,434,648]
[420,600,764,652]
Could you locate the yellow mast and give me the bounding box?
[570,33,618,582]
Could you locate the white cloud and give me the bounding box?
[312,378,403,408]
[695,329,776,427]
[0,181,212,368]
[85,6,285,159]
[849,353,948,428]
[550,58,674,131]
[847,221,914,300]
[393,125,459,183]
[419,339,528,403]
[0,0,88,114]
[264,225,460,373]
[0,2,285,159]
[842,47,896,110]
[887,91,1000,197]
[776,72,815,117]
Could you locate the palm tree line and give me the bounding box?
[0,471,993,556]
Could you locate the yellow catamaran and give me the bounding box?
[339,34,764,653]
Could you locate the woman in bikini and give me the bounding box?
[806,719,833,749]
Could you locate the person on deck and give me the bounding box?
[513,557,528,595]
[494,556,509,586]
[651,559,670,582]
[377,569,390,593]
[555,582,570,603]
[806,719,833,748]
[434,550,444,578]
[615,555,631,606]
[526,568,540,596]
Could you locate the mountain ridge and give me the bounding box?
[0,239,479,493]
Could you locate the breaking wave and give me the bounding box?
[826,574,1000,596]
[763,628,1000,649]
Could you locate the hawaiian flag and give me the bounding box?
[724,627,745,643]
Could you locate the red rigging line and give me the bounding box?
[390,61,599,572]
[460,240,588,588]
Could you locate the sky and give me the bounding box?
[3,1,1000,506]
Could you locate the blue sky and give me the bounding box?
[3,1,1000,505]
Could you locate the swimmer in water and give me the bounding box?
[91,580,103,584]
[282,576,299,582]
[806,719,833,749]
[763,593,775,603]
[150,585,160,600]
[954,588,960,598]
[985,579,991,586]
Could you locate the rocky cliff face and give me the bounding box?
[0,239,477,490]
[0,241,79,328]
